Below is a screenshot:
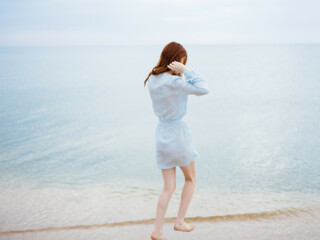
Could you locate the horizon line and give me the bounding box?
[0,42,319,47]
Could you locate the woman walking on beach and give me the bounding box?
[144,41,210,240]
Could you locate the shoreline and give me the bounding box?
[1,210,319,240]
[1,208,319,235]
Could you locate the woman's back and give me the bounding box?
[147,72,188,121]
[147,69,209,122]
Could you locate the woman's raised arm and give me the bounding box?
[170,69,210,96]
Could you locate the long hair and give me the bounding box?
[144,41,188,87]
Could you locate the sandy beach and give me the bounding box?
[1,208,319,240]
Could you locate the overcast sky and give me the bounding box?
[0,0,319,46]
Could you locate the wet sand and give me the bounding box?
[1,209,319,240]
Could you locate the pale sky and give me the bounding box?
[0,0,319,46]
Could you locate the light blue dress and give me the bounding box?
[147,69,210,169]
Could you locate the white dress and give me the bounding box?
[147,69,210,169]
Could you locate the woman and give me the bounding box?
[144,41,209,240]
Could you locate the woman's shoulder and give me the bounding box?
[161,72,184,81]
[152,71,171,76]
[149,72,182,85]
[149,72,173,80]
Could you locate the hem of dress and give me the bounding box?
[157,155,199,169]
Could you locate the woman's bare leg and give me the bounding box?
[174,160,196,232]
[151,167,176,239]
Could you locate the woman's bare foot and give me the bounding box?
[150,231,166,240]
[173,221,195,232]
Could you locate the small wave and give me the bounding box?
[0,207,313,235]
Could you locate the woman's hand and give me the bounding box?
[167,61,187,73]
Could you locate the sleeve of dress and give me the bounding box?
[170,69,210,96]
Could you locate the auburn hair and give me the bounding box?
[144,41,188,87]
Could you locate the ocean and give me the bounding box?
[0,44,319,238]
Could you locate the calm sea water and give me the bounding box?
[0,44,320,234]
